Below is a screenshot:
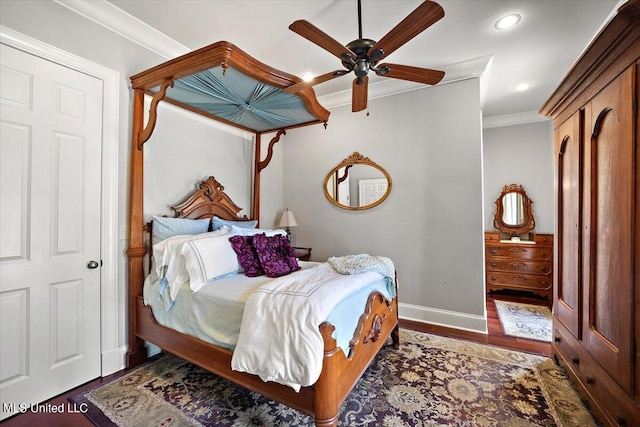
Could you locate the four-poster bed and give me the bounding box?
[126,41,399,427]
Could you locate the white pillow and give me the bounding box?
[230,225,286,237]
[153,227,231,301]
[181,233,240,293]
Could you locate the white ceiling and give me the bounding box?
[102,0,619,118]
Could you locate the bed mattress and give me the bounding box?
[143,261,393,354]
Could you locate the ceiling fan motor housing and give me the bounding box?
[345,38,388,78]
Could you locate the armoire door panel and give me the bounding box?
[583,67,634,395]
[555,112,582,338]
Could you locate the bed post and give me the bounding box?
[314,323,341,427]
[392,273,400,349]
[125,88,148,368]
[252,133,261,222]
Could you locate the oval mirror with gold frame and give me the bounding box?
[323,152,392,211]
[493,184,535,236]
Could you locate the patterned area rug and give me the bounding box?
[71,329,596,426]
[495,300,552,342]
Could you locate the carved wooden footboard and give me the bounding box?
[136,289,398,427]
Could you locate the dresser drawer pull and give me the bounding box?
[490,249,498,255]
[571,356,580,365]
[491,262,497,267]
[585,376,594,384]
[616,415,627,426]
[554,336,561,343]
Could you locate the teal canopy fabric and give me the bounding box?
[155,66,318,132]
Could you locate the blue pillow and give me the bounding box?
[212,216,258,231]
[152,216,210,243]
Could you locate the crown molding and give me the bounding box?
[319,55,493,110]
[53,0,189,59]
[482,111,550,129]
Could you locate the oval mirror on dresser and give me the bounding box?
[493,184,535,237]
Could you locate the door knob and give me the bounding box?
[87,260,100,269]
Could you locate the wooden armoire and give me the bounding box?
[540,1,640,425]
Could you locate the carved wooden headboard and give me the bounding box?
[170,176,249,221]
[145,176,252,274]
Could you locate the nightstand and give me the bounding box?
[294,247,312,261]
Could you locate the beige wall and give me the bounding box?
[482,121,554,234]
[274,79,487,329]
[144,102,255,221]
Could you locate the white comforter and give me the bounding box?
[230,262,383,391]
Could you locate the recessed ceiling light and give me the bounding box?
[301,72,314,82]
[516,82,531,91]
[494,14,521,30]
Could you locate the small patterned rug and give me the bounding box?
[71,329,597,426]
[495,300,552,342]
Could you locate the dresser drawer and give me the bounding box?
[534,233,553,244]
[552,322,583,374]
[553,320,640,427]
[486,271,552,291]
[485,245,552,261]
[485,232,500,242]
[486,259,552,276]
[483,232,553,299]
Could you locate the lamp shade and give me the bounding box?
[279,209,298,228]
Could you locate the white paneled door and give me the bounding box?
[0,44,102,419]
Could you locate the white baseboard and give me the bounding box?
[101,345,127,376]
[399,303,488,334]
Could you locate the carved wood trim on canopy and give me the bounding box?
[130,41,329,135]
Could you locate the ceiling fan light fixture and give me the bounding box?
[301,72,314,82]
[354,60,369,78]
[494,14,521,30]
[516,82,531,91]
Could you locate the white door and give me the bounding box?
[359,178,388,206]
[0,44,102,419]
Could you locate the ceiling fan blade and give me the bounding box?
[283,70,348,94]
[352,76,368,112]
[368,1,444,62]
[377,63,445,85]
[290,20,356,60]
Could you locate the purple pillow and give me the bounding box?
[251,233,300,278]
[229,235,264,277]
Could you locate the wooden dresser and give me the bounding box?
[485,232,553,300]
[540,1,640,425]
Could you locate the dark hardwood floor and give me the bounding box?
[401,290,552,358]
[2,291,551,427]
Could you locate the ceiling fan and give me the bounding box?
[284,0,445,112]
